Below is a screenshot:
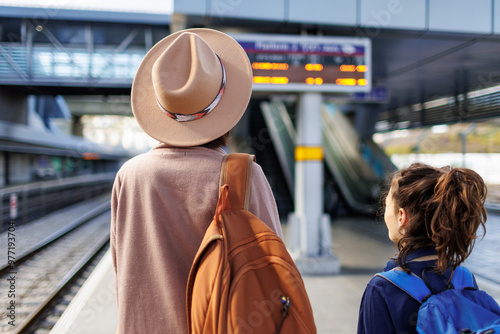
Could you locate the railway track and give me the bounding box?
[0,202,111,334]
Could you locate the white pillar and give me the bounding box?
[289,92,340,275]
[295,93,323,256]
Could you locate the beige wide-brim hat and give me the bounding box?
[131,28,253,147]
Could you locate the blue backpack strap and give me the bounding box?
[450,266,475,289]
[376,269,431,304]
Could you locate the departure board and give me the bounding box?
[231,33,371,93]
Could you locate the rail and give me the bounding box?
[0,201,110,276]
[0,201,112,333]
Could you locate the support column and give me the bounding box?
[0,88,28,124]
[72,115,84,137]
[170,13,187,33]
[289,93,340,275]
[355,104,382,140]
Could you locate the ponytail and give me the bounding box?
[430,168,487,272]
[391,163,487,273]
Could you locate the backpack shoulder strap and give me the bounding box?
[449,266,475,289]
[219,153,255,210]
[376,269,431,304]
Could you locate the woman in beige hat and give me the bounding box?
[111,28,283,333]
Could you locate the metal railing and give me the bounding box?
[378,88,500,130]
[0,172,115,231]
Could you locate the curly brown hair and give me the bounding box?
[387,162,487,273]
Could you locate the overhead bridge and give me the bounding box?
[0,10,169,94]
[0,38,142,90]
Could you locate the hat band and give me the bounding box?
[155,54,226,122]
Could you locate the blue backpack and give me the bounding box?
[378,266,500,334]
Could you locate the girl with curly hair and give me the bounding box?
[357,162,494,333]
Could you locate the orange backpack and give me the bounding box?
[186,153,317,334]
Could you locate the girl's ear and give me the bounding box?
[398,208,409,228]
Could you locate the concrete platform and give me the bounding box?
[50,251,117,334]
[300,216,396,333]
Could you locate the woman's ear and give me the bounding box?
[398,208,409,229]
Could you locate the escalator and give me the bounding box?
[249,100,294,217]
[259,100,396,216]
[322,103,384,215]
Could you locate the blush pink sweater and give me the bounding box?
[111,144,283,334]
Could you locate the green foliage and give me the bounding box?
[385,145,414,156]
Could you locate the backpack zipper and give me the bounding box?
[275,296,290,333]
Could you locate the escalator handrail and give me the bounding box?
[260,101,295,194]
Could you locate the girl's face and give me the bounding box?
[384,187,406,243]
